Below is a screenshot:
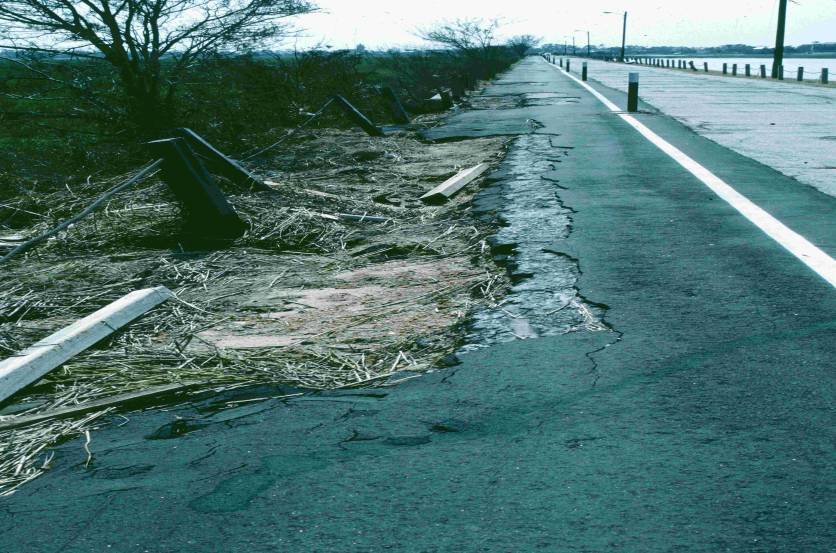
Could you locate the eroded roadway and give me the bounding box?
[2,57,835,553]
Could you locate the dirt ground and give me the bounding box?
[0,112,512,494]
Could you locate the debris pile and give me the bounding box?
[0,116,511,494]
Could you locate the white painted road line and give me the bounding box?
[546,60,836,289]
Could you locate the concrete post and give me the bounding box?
[797,67,804,81]
[704,62,709,72]
[822,68,829,84]
[582,62,588,81]
[566,59,571,72]
[723,63,728,75]
[560,58,564,68]
[760,64,767,78]
[732,64,737,76]
[745,64,751,77]
[627,73,639,113]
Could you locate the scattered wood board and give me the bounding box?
[0,286,174,404]
[420,163,491,205]
[0,381,200,431]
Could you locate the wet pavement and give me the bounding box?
[559,57,836,198]
[2,57,835,552]
[461,134,607,353]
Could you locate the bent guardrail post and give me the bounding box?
[174,128,268,191]
[147,137,246,238]
[381,87,410,124]
[331,95,385,137]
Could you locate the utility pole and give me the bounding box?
[572,35,576,55]
[772,0,788,79]
[605,10,628,62]
[621,12,628,62]
[575,29,592,57]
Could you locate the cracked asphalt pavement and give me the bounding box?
[2,57,834,553]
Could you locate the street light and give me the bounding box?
[575,29,591,57]
[603,10,628,62]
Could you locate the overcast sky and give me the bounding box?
[290,0,836,50]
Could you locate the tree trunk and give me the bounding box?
[120,63,172,136]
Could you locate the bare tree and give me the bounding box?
[0,0,316,133]
[507,35,541,57]
[418,18,499,53]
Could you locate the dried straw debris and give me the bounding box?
[0,126,511,494]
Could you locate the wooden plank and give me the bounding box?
[0,287,174,404]
[0,234,26,249]
[420,163,491,204]
[337,213,390,223]
[0,381,200,431]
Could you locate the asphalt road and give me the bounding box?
[560,56,836,198]
[2,57,834,553]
